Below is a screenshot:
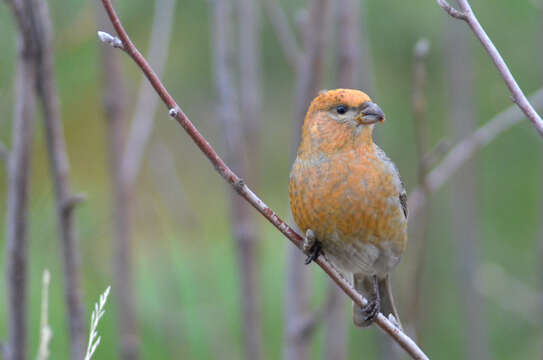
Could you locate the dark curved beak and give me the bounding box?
[356,101,385,124]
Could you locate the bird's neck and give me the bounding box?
[297,112,375,159]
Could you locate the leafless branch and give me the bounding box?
[446,20,490,360]
[406,38,432,341]
[96,5,138,359]
[409,87,543,219]
[5,27,37,360]
[97,1,429,359]
[122,0,175,188]
[29,1,87,357]
[263,0,302,69]
[437,0,543,136]
[211,0,262,358]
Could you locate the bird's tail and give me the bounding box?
[352,273,402,329]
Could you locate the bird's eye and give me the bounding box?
[336,105,347,115]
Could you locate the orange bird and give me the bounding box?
[289,89,407,327]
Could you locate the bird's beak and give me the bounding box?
[356,102,385,125]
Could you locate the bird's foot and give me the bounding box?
[304,229,322,264]
[361,296,380,324]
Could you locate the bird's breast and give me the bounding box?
[289,146,407,274]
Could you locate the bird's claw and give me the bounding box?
[304,229,321,264]
[361,297,380,324]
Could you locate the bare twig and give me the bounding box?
[5,30,37,360]
[97,2,429,359]
[406,38,431,341]
[445,20,490,360]
[437,0,543,136]
[29,1,87,357]
[285,1,332,358]
[263,0,302,69]
[408,87,543,218]
[211,0,262,358]
[96,6,137,360]
[122,0,175,188]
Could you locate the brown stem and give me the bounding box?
[5,30,37,360]
[97,1,429,358]
[122,0,176,188]
[445,19,490,360]
[96,6,139,359]
[406,39,431,341]
[30,1,87,358]
[211,0,263,358]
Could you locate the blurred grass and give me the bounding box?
[1,0,543,359]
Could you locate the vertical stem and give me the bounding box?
[446,19,490,360]
[97,7,139,359]
[32,0,86,357]
[211,0,262,359]
[5,33,36,360]
[285,1,331,359]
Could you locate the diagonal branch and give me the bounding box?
[97,1,429,359]
[408,87,543,218]
[436,0,543,137]
[121,0,175,188]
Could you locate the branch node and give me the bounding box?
[234,178,245,193]
[436,0,467,20]
[61,193,87,214]
[97,31,125,50]
[168,107,180,118]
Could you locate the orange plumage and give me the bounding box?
[289,89,407,327]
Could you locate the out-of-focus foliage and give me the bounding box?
[0,0,542,359]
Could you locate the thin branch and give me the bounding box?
[211,0,262,358]
[96,5,138,360]
[97,2,429,359]
[5,29,37,360]
[435,0,466,20]
[406,38,432,341]
[121,0,175,188]
[31,0,87,357]
[263,0,302,70]
[408,87,543,219]
[437,0,543,137]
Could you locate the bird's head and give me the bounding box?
[307,88,385,127]
[298,89,385,155]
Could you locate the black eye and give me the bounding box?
[336,105,347,114]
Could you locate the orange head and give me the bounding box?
[297,89,385,157]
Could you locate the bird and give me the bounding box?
[289,89,408,327]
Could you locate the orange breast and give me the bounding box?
[288,143,407,274]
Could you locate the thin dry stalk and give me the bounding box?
[97,1,430,359]
[436,0,543,136]
[446,20,490,360]
[211,0,263,358]
[408,87,543,219]
[406,39,432,340]
[5,33,36,360]
[36,270,52,360]
[4,1,38,359]
[31,1,86,357]
[285,1,332,359]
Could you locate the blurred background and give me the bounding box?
[1,0,543,359]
